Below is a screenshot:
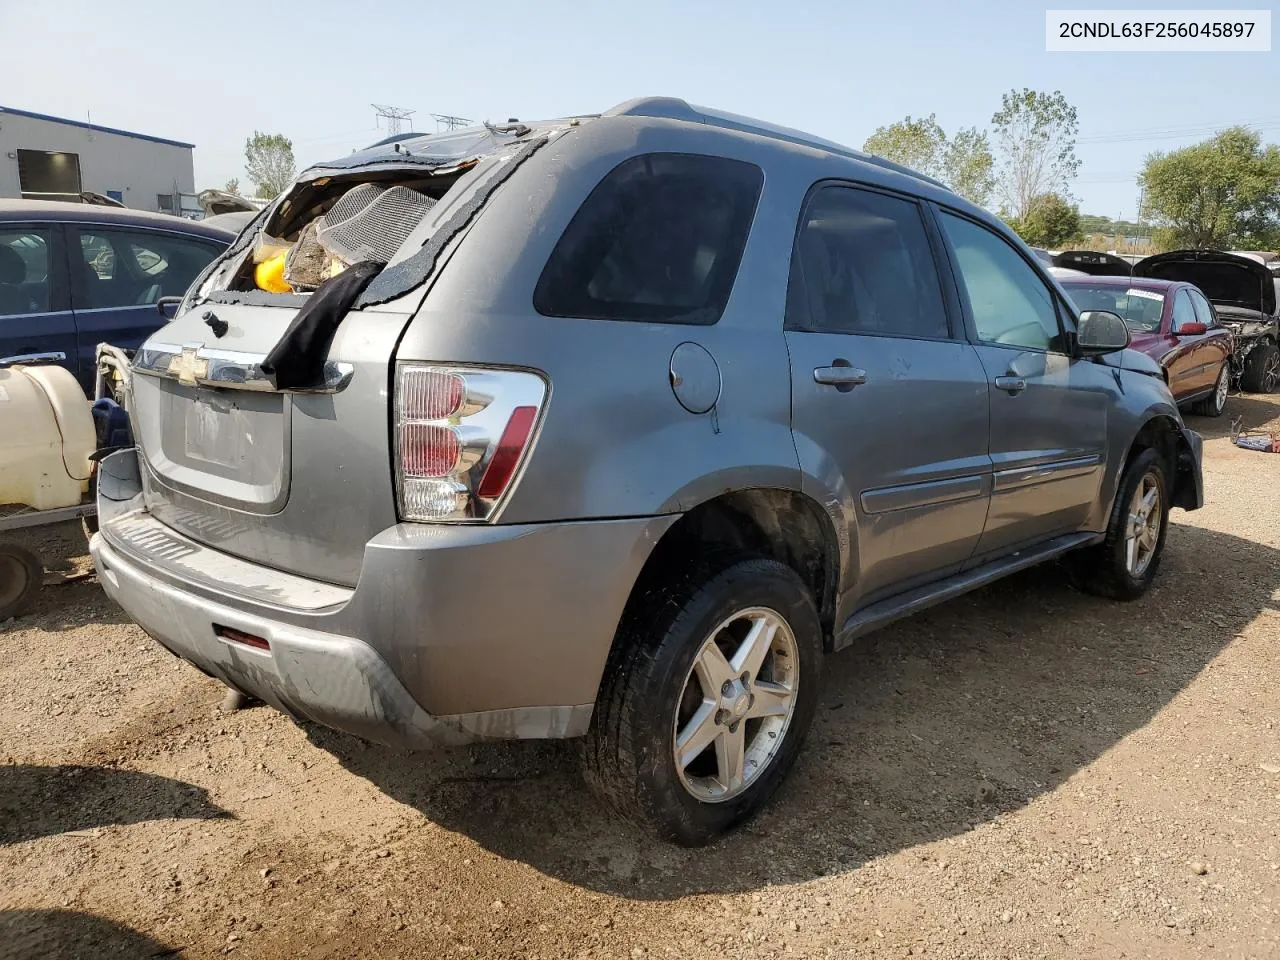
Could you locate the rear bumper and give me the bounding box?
[91,451,675,748]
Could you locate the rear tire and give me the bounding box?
[0,543,43,621]
[1191,363,1229,417]
[1066,447,1169,601]
[583,557,823,846]
[1241,341,1280,394]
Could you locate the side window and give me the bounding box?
[1171,290,1198,331]
[938,211,1066,352]
[534,153,764,325]
[75,229,223,309]
[785,185,949,339]
[0,227,53,316]
[1188,289,1215,327]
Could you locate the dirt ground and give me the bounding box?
[3,397,1280,960]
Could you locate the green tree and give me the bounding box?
[991,89,1081,221]
[1007,193,1082,247]
[942,127,996,208]
[223,178,241,195]
[1139,127,1280,250]
[863,115,995,207]
[863,114,947,180]
[244,131,296,199]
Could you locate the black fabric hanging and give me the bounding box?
[261,260,384,390]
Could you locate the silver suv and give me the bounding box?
[92,98,1204,845]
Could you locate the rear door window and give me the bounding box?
[786,185,950,339]
[0,227,54,315]
[534,153,764,325]
[74,228,224,308]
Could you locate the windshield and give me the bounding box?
[1064,284,1164,332]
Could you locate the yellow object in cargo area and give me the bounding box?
[255,252,291,293]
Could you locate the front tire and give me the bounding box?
[1067,447,1170,601]
[1191,363,1230,417]
[1241,341,1280,394]
[583,557,823,846]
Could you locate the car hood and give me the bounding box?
[1098,346,1165,379]
[1125,330,1163,356]
[197,189,265,216]
[1053,250,1133,277]
[1134,250,1276,316]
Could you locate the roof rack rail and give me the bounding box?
[603,97,949,191]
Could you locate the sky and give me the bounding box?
[1,0,1276,221]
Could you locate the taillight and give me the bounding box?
[394,363,547,522]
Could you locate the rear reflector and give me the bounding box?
[215,625,270,651]
[477,406,538,499]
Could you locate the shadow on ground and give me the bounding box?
[0,909,179,960]
[305,523,1279,900]
[0,765,232,845]
[1187,391,1280,439]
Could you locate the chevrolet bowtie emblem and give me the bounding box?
[167,345,208,386]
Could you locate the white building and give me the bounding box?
[0,105,195,214]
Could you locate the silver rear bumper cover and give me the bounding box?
[89,449,674,748]
[92,531,591,747]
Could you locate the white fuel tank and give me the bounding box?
[0,364,94,511]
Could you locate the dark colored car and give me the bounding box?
[1053,250,1134,277]
[0,200,232,393]
[1060,275,1233,416]
[1134,250,1279,395]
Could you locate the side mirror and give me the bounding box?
[1174,321,1207,336]
[156,296,182,320]
[1077,310,1130,356]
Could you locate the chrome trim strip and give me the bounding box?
[0,310,69,321]
[0,351,67,368]
[993,455,1101,493]
[132,340,353,394]
[72,304,168,315]
[860,474,986,515]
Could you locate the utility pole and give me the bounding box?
[372,104,416,136]
[431,113,472,132]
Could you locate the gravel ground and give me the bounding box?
[3,396,1279,960]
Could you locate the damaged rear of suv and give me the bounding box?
[93,98,1203,844]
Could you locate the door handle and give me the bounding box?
[813,365,868,387]
[994,375,1027,394]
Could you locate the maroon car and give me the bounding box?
[1060,275,1233,417]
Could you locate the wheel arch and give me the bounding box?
[1120,413,1197,511]
[615,488,843,654]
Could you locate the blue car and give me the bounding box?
[0,199,232,393]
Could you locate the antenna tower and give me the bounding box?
[372,103,416,135]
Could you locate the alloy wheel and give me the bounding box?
[1124,474,1163,577]
[672,607,800,803]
